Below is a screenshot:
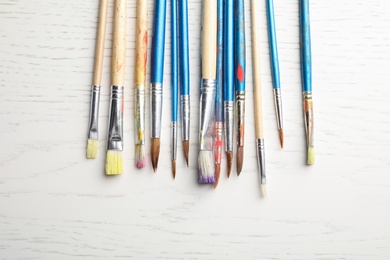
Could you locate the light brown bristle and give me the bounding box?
[226,151,233,178]
[183,140,189,166]
[236,146,243,176]
[151,138,160,172]
[214,164,221,189]
[172,160,176,179]
[279,129,284,149]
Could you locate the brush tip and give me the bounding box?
[151,138,160,172]
[307,146,315,165]
[86,139,98,159]
[135,144,146,169]
[214,163,221,189]
[261,184,267,197]
[172,160,176,179]
[226,151,233,178]
[183,140,189,167]
[198,150,215,184]
[105,150,123,175]
[236,147,244,176]
[279,129,284,149]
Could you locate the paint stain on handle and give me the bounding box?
[237,65,244,82]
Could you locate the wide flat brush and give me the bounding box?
[86,0,109,159]
[171,0,178,178]
[105,0,126,175]
[198,0,217,184]
[134,0,148,169]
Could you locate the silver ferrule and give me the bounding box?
[199,79,216,150]
[303,92,314,147]
[87,85,101,140]
[150,82,163,138]
[256,138,266,184]
[224,101,234,152]
[180,95,190,141]
[273,88,283,130]
[236,91,245,147]
[107,85,124,151]
[171,121,177,161]
[135,84,146,145]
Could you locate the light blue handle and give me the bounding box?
[300,0,312,92]
[171,0,178,121]
[224,0,234,102]
[215,0,223,122]
[266,0,281,89]
[178,0,190,96]
[151,0,167,84]
[234,0,245,92]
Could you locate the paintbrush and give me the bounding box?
[224,0,234,178]
[251,0,267,196]
[198,0,217,184]
[86,0,109,159]
[213,0,224,188]
[300,0,314,165]
[134,0,148,169]
[235,0,246,175]
[266,0,284,148]
[171,0,178,178]
[150,0,167,172]
[105,0,126,175]
[178,0,190,167]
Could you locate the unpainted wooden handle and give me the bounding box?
[111,0,127,86]
[202,0,217,80]
[135,0,148,85]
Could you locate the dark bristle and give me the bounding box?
[279,129,284,149]
[214,164,221,189]
[226,151,233,178]
[151,138,160,172]
[172,160,176,179]
[236,146,243,176]
[183,140,189,166]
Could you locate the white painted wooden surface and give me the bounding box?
[1,0,390,259]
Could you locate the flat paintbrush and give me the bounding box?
[86,0,109,159]
[171,0,178,178]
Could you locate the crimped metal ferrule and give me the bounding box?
[135,84,146,145]
[236,91,245,147]
[107,85,124,151]
[224,101,234,152]
[180,94,190,141]
[150,82,163,138]
[88,85,101,140]
[256,138,266,184]
[214,121,223,163]
[303,91,314,147]
[199,79,216,150]
[171,121,177,161]
[273,88,283,130]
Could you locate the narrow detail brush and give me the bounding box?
[300,0,314,165]
[105,0,126,175]
[198,0,217,184]
[87,0,109,159]
[150,0,167,172]
[134,0,148,169]
[171,0,178,178]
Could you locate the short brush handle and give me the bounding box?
[111,0,126,86]
[202,0,217,80]
[135,0,148,85]
[300,0,312,92]
[92,0,109,86]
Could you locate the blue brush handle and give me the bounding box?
[151,0,167,84]
[234,0,245,92]
[300,0,312,92]
[215,0,223,122]
[224,0,234,102]
[171,0,178,122]
[266,0,281,89]
[178,0,190,96]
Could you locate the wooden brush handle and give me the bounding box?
[202,0,217,80]
[111,0,127,86]
[135,0,148,85]
[251,0,264,138]
[92,0,109,86]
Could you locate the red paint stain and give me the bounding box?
[237,65,244,82]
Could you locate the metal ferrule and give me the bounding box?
[150,82,163,138]
[199,79,216,150]
[214,121,223,164]
[135,84,146,145]
[273,88,283,130]
[303,91,314,147]
[107,85,124,151]
[171,121,177,161]
[180,95,190,141]
[224,101,234,152]
[236,91,245,147]
[88,85,101,140]
[256,138,266,184]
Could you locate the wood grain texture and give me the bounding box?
[134,0,148,85]
[201,0,217,80]
[1,0,390,259]
[111,0,126,86]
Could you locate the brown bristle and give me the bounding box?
[226,151,233,178]
[279,129,284,149]
[172,160,176,179]
[236,146,244,176]
[182,140,189,166]
[214,164,221,189]
[151,138,160,172]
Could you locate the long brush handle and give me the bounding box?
[171,0,178,122]
[179,0,190,95]
[215,0,223,123]
[300,0,312,92]
[235,0,245,92]
[202,0,217,80]
[92,0,109,86]
[224,0,234,102]
[111,0,126,86]
[266,0,281,90]
[151,0,167,84]
[135,0,148,85]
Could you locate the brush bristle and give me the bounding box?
[261,184,267,197]
[226,151,233,178]
[183,140,189,166]
[86,139,98,159]
[135,144,146,169]
[151,138,160,172]
[279,129,284,149]
[307,146,315,165]
[214,164,221,189]
[198,150,215,184]
[105,150,123,175]
[172,160,176,179]
[236,146,244,176]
